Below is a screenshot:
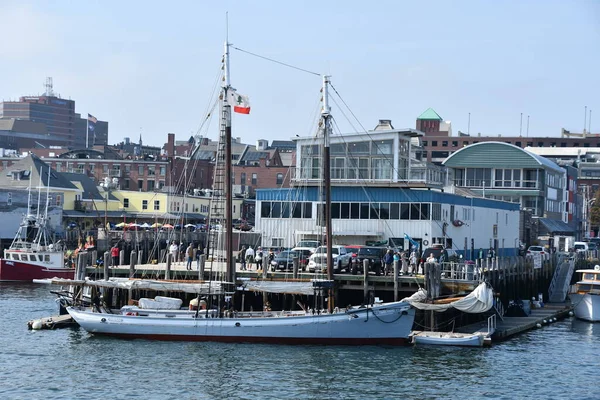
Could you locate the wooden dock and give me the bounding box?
[456,303,572,342]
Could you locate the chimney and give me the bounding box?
[167,133,175,157]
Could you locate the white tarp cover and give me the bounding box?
[402,282,494,313]
[241,281,316,295]
[33,277,226,295]
[139,296,183,310]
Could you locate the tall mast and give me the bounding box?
[322,75,333,282]
[26,167,32,216]
[36,167,43,220]
[223,40,234,283]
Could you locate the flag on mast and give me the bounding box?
[404,233,420,250]
[228,91,250,114]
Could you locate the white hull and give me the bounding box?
[570,293,600,322]
[413,332,485,347]
[67,302,415,345]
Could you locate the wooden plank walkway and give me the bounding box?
[456,303,572,342]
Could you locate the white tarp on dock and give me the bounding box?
[33,277,227,295]
[403,282,494,313]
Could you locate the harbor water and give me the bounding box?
[1,283,598,400]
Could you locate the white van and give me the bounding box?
[573,242,589,252]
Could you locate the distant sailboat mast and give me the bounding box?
[322,75,333,282]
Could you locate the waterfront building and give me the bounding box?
[255,123,520,256]
[443,142,575,248]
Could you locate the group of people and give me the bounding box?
[382,248,420,276]
[168,241,204,270]
[240,246,275,271]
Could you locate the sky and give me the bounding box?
[1,0,599,148]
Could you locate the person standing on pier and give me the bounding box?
[245,246,255,270]
[186,243,194,270]
[169,241,179,264]
[111,244,119,267]
[240,246,247,270]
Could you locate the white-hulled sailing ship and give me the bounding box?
[65,41,416,345]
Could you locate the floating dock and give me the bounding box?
[455,303,572,343]
[27,314,77,330]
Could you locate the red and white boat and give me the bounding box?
[0,214,73,282]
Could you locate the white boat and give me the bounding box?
[569,265,600,322]
[67,301,414,345]
[66,40,416,345]
[413,331,485,347]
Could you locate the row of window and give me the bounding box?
[237,172,283,185]
[424,140,600,148]
[260,201,443,221]
[123,198,161,211]
[53,162,167,176]
[8,252,51,262]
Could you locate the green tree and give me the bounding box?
[589,190,600,230]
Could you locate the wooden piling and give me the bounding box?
[393,260,399,301]
[103,253,109,281]
[292,257,299,279]
[198,254,205,280]
[129,251,137,278]
[363,259,369,303]
[119,249,124,267]
[165,253,172,280]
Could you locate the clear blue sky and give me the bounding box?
[1,1,598,147]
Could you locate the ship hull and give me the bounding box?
[67,302,415,345]
[0,259,75,282]
[570,293,600,322]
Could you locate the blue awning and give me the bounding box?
[538,218,575,236]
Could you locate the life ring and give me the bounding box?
[423,240,429,246]
[125,312,138,316]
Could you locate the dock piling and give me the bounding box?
[129,251,137,278]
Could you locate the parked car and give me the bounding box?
[526,245,549,260]
[574,241,590,252]
[294,240,321,253]
[274,250,299,271]
[307,245,352,273]
[346,245,386,275]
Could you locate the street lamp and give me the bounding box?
[584,198,596,239]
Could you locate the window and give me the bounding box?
[142,200,148,210]
[103,164,109,173]
[148,166,155,176]
[147,180,155,191]
[123,198,129,208]
[240,172,246,185]
[432,141,438,147]
[125,164,131,173]
[55,195,61,206]
[137,180,143,190]
[138,165,144,175]
[276,173,283,185]
[154,200,160,211]
[124,179,130,189]
[55,163,62,172]
[251,173,257,185]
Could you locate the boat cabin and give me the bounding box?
[573,266,600,294]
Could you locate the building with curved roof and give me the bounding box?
[443,141,567,223]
